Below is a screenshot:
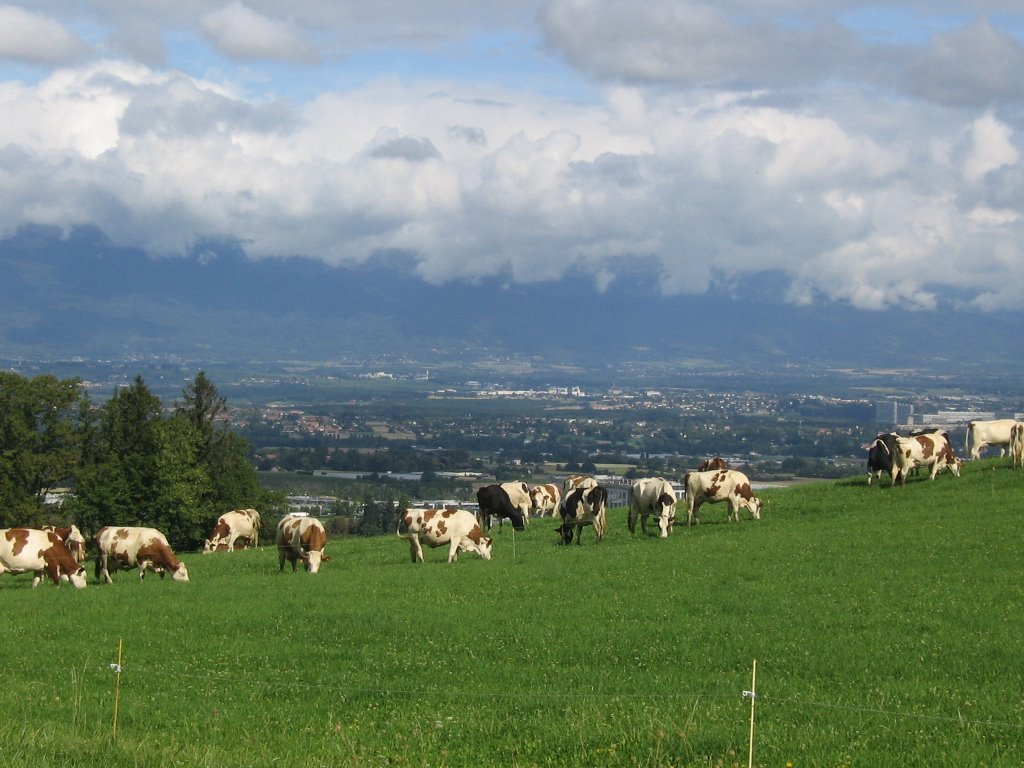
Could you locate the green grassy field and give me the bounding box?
[2,461,1023,767]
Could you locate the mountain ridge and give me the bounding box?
[1,225,1020,375]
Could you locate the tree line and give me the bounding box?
[0,370,270,550]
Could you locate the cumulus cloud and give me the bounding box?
[199,2,318,62]
[0,5,90,63]
[1,3,1024,314]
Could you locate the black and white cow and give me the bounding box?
[866,433,901,486]
[476,483,528,531]
[557,484,608,545]
[627,477,678,538]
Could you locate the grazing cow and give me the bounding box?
[558,484,608,545]
[0,528,88,588]
[965,419,1020,460]
[475,484,527,531]
[95,526,189,584]
[276,514,329,573]
[397,508,493,563]
[627,477,678,538]
[529,483,561,518]
[894,432,962,483]
[1011,422,1024,469]
[203,508,262,553]
[685,470,762,525]
[866,433,902,486]
[698,456,729,472]
[40,524,87,563]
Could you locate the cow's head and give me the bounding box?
[476,537,494,560]
[528,487,543,511]
[303,549,324,573]
[202,539,214,554]
[508,510,526,532]
[68,566,88,589]
[747,495,763,520]
[172,563,190,582]
[656,493,677,538]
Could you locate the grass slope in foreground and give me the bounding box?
[1,460,1022,767]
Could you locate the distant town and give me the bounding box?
[7,355,1023,518]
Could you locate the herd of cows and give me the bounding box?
[866,417,1024,486]
[2,419,1021,585]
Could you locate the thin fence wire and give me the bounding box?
[81,659,1024,734]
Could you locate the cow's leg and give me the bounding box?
[687,501,699,526]
[97,554,113,584]
[409,537,424,563]
[627,505,638,534]
[447,540,460,563]
[278,546,286,572]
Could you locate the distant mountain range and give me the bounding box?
[1,224,1021,379]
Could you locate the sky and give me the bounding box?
[1,1,1024,313]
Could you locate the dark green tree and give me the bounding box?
[0,372,89,527]
[71,376,216,549]
[177,371,263,518]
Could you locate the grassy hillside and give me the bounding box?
[2,461,1022,767]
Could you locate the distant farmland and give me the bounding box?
[2,460,1022,767]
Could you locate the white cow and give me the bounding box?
[685,470,762,525]
[895,432,962,483]
[529,483,561,518]
[276,514,329,573]
[964,419,1020,460]
[558,484,608,545]
[398,508,493,563]
[627,477,678,538]
[95,526,189,583]
[203,508,262,553]
[0,528,88,588]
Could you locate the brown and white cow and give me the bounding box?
[276,514,329,573]
[698,456,730,472]
[685,469,762,525]
[0,528,88,588]
[894,432,962,483]
[627,477,678,538]
[397,508,493,563]
[529,483,561,518]
[1011,422,1024,469]
[95,526,189,583]
[964,418,1020,460]
[558,484,608,545]
[203,508,262,553]
[562,475,598,495]
[40,524,87,563]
